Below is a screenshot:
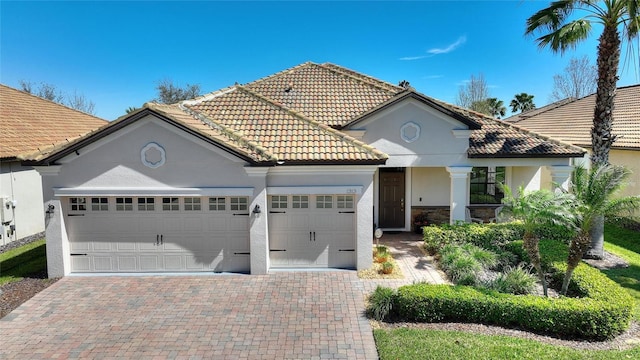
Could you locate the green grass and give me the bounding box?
[602,224,640,321]
[374,224,640,358]
[374,328,640,360]
[0,239,47,286]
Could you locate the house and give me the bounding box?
[511,84,639,202]
[0,84,107,246]
[22,62,585,277]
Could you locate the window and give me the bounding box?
[292,195,309,209]
[184,197,201,211]
[69,197,87,211]
[209,197,226,211]
[162,197,179,211]
[270,196,287,209]
[470,166,505,204]
[91,197,108,211]
[316,195,333,209]
[230,197,248,211]
[337,195,354,209]
[138,197,155,211]
[116,197,133,211]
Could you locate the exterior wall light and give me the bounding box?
[253,204,261,214]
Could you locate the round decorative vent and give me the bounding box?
[400,122,421,143]
[141,142,166,169]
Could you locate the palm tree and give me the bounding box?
[510,93,536,113]
[526,0,639,165]
[501,185,577,297]
[561,165,639,294]
[486,98,507,118]
[526,1,640,259]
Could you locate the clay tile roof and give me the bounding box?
[0,84,108,160]
[184,85,387,164]
[512,84,640,150]
[243,62,403,127]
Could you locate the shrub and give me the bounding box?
[381,261,394,274]
[367,286,396,321]
[439,244,497,285]
[486,264,537,295]
[423,222,525,255]
[392,239,633,340]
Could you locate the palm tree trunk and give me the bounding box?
[562,230,591,294]
[591,24,620,166]
[584,215,605,259]
[523,232,547,297]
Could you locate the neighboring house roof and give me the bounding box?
[0,84,108,160]
[23,62,586,165]
[504,98,576,122]
[512,84,640,150]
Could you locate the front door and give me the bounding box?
[379,168,405,228]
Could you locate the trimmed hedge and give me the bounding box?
[376,239,633,340]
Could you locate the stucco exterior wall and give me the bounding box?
[0,161,45,245]
[411,167,450,206]
[511,166,541,193]
[610,150,640,200]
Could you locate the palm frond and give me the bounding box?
[526,0,578,34]
[623,0,640,38]
[536,19,592,52]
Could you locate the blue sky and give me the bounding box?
[1,1,638,121]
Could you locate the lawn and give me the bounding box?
[0,238,47,285]
[374,224,640,359]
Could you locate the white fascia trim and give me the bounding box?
[54,187,254,197]
[268,165,378,176]
[244,167,270,177]
[32,165,63,176]
[267,186,363,195]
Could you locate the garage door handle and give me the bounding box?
[160,234,163,245]
[269,249,286,252]
[339,249,355,252]
[234,252,250,255]
[233,213,250,216]
[269,211,286,214]
[156,234,160,245]
[70,253,88,256]
[68,214,85,217]
[338,211,355,214]
[309,232,312,242]
[313,231,316,241]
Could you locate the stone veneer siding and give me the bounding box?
[411,205,501,226]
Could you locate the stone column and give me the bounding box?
[549,165,573,191]
[446,166,473,224]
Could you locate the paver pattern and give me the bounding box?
[1,272,377,360]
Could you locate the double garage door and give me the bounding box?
[268,194,356,269]
[65,196,250,273]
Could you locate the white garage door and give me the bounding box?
[268,194,355,268]
[65,196,250,273]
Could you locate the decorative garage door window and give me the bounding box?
[162,197,179,211]
[271,195,288,209]
[316,195,333,208]
[184,197,201,211]
[91,197,109,211]
[115,197,133,211]
[337,195,354,209]
[137,197,155,211]
[209,197,225,211]
[69,197,87,211]
[292,195,309,209]
[140,142,166,169]
[230,197,248,211]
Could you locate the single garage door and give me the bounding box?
[268,194,355,268]
[65,196,250,273]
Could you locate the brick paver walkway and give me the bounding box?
[1,273,377,360]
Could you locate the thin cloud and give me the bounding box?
[399,35,466,61]
[399,55,431,61]
[428,36,467,55]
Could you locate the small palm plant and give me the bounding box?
[561,165,639,294]
[501,185,577,296]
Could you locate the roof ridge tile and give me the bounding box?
[317,63,402,94]
[242,62,316,87]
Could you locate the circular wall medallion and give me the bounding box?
[400,122,421,143]
[141,142,166,169]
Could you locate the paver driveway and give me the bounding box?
[0,272,377,359]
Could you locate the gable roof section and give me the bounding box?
[184,86,388,164]
[513,84,639,150]
[244,62,402,127]
[0,84,107,160]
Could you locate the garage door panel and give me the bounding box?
[66,196,250,273]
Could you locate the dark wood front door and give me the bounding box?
[379,169,405,228]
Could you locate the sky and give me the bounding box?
[1,0,639,121]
